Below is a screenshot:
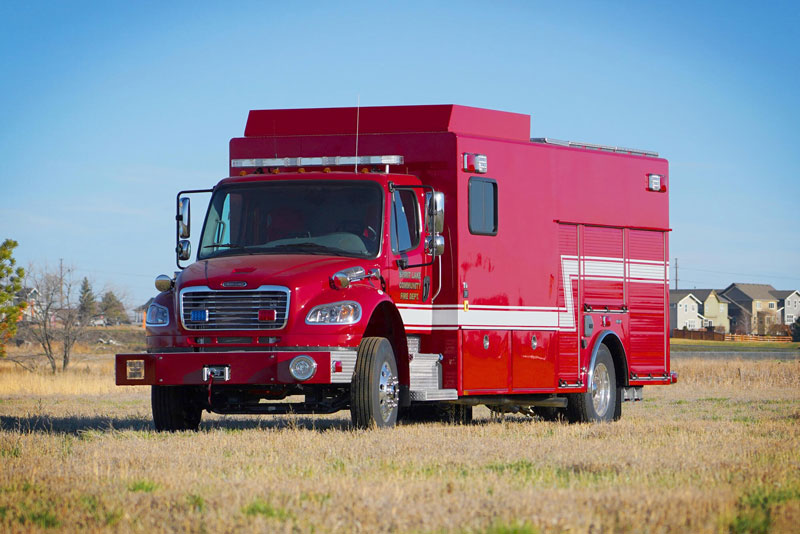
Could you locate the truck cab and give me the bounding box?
[119,162,451,430]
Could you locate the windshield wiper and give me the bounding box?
[203,243,246,249]
[263,243,348,256]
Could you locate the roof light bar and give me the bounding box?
[531,138,658,158]
[231,155,404,168]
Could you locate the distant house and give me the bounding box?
[770,290,800,326]
[14,287,39,321]
[669,291,703,330]
[689,289,731,333]
[134,298,155,324]
[719,283,781,335]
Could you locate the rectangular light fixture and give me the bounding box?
[231,155,404,168]
[126,360,145,380]
[463,153,488,174]
[647,174,665,192]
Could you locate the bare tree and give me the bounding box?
[24,264,85,373]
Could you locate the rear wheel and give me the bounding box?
[152,386,202,432]
[566,344,618,423]
[351,337,400,428]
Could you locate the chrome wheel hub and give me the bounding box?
[378,361,399,422]
[591,362,611,417]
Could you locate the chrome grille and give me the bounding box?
[180,286,290,331]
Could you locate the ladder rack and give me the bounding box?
[531,137,658,158]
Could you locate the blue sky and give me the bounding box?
[1,1,798,306]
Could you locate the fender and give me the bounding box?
[586,330,628,389]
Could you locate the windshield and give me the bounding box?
[198,180,384,260]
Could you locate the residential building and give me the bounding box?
[14,287,39,321]
[690,289,731,333]
[770,290,800,326]
[669,290,703,330]
[719,283,780,335]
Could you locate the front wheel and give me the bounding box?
[566,344,618,423]
[152,386,202,432]
[351,337,400,428]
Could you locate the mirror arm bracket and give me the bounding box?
[175,188,213,270]
[397,258,436,270]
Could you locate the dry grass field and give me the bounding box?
[1,347,798,533]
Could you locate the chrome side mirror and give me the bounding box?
[331,266,380,289]
[425,235,445,256]
[178,197,191,238]
[331,272,351,290]
[177,240,191,261]
[154,274,173,292]
[431,192,445,234]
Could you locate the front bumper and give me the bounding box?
[115,350,357,386]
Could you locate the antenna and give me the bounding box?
[354,95,360,172]
[273,120,278,158]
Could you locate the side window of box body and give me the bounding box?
[468,177,498,236]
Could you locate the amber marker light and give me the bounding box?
[126,360,145,380]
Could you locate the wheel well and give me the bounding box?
[362,302,409,386]
[601,334,628,387]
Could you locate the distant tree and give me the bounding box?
[78,277,97,321]
[0,239,27,358]
[24,264,85,373]
[791,318,800,342]
[100,291,127,324]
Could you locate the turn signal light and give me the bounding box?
[126,360,145,380]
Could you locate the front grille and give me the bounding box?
[181,286,290,331]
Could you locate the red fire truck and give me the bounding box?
[116,105,674,430]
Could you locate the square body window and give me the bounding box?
[768,302,775,309]
[468,177,498,235]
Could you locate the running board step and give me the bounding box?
[409,352,457,402]
[409,353,442,391]
[622,386,643,402]
[410,389,458,401]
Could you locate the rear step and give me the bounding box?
[408,353,457,401]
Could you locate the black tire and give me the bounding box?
[351,337,400,428]
[566,344,618,423]
[152,385,202,432]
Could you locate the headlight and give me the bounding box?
[305,301,361,324]
[145,303,170,326]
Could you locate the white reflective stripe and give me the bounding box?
[398,255,666,331]
[399,303,557,311]
[628,263,665,280]
[559,257,578,330]
[231,155,403,168]
[398,307,559,329]
[582,259,624,278]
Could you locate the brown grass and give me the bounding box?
[1,356,798,533]
[671,337,800,350]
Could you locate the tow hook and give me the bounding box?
[203,365,231,407]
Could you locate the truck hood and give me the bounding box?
[178,254,378,292]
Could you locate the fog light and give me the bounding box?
[289,355,317,381]
[126,360,145,380]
